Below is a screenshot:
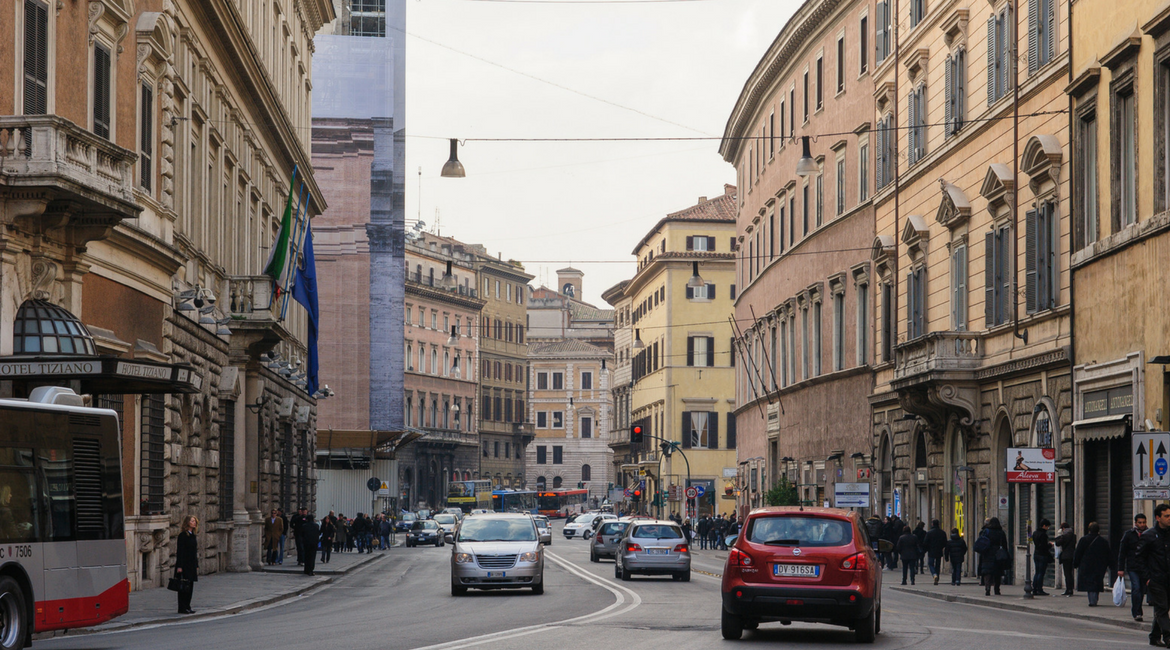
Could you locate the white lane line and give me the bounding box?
[926,625,1142,645]
[412,551,642,650]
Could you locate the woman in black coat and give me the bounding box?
[945,529,969,585]
[978,517,1009,595]
[175,515,199,614]
[1073,521,1112,606]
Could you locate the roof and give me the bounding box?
[569,301,614,322]
[529,338,610,357]
[632,186,738,254]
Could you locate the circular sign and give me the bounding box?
[366,477,382,492]
[693,485,707,498]
[1157,458,1169,477]
[685,487,698,499]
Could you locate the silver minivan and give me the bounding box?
[451,513,545,595]
[590,520,629,562]
[615,519,691,581]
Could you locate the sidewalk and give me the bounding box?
[38,549,389,639]
[888,569,1146,632]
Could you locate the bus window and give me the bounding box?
[41,445,75,541]
[0,454,38,543]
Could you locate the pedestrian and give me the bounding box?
[1119,513,1149,621]
[290,507,307,565]
[925,519,947,585]
[697,516,710,550]
[718,515,730,550]
[320,514,336,564]
[335,515,347,553]
[883,516,901,571]
[175,515,199,614]
[1032,519,1055,596]
[913,521,928,575]
[866,514,884,565]
[946,528,968,585]
[1138,503,1170,647]
[1055,522,1076,596]
[709,516,720,549]
[896,525,920,585]
[1073,521,1112,607]
[682,519,693,546]
[976,517,1009,595]
[264,509,282,565]
[379,514,392,550]
[352,512,367,553]
[276,508,287,565]
[301,514,320,576]
[365,513,376,553]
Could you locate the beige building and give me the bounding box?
[602,280,634,496]
[0,0,334,590]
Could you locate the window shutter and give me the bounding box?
[945,55,953,135]
[917,268,927,337]
[681,412,692,448]
[875,121,885,188]
[907,93,917,164]
[709,284,717,300]
[707,336,716,367]
[984,232,996,326]
[1047,0,1057,62]
[708,413,719,449]
[876,2,886,60]
[957,246,968,329]
[24,1,49,116]
[957,49,966,129]
[1003,5,1013,94]
[686,235,694,250]
[1045,203,1058,310]
[686,285,693,299]
[141,83,153,191]
[93,45,111,139]
[726,413,737,449]
[999,228,1012,322]
[708,236,716,250]
[686,336,694,366]
[987,15,998,105]
[1028,0,1039,73]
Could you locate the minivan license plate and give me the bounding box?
[647,548,668,555]
[773,563,819,577]
[487,572,506,578]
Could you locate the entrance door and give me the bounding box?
[1036,482,1056,587]
[918,486,928,525]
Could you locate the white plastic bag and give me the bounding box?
[1113,576,1128,607]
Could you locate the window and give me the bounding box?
[581,371,592,390]
[816,168,824,226]
[1028,0,1056,72]
[1026,201,1059,313]
[552,372,564,390]
[687,283,716,300]
[803,70,810,122]
[581,464,591,482]
[140,394,165,515]
[802,180,810,235]
[769,207,776,259]
[687,236,716,251]
[988,5,1014,105]
[910,0,925,28]
[552,412,564,428]
[431,311,437,329]
[537,446,547,464]
[951,242,968,330]
[779,319,789,386]
[537,411,548,428]
[581,417,592,439]
[406,306,412,324]
[945,49,967,137]
[833,291,845,371]
[836,156,846,215]
[350,0,387,36]
[985,225,1012,327]
[790,88,795,135]
[140,83,154,191]
[881,282,894,362]
[779,99,786,144]
[553,446,563,464]
[1116,89,1137,228]
[495,280,500,298]
[860,15,869,74]
[93,43,112,139]
[857,283,869,365]
[769,111,775,158]
[23,0,49,116]
[876,1,891,63]
[769,326,778,389]
[1077,110,1098,248]
[813,299,823,375]
[789,195,796,246]
[907,267,926,339]
[494,441,500,458]
[816,57,824,109]
[682,411,719,449]
[908,85,927,165]
[876,114,895,189]
[688,335,715,367]
[801,306,810,380]
[837,37,845,93]
[859,141,869,201]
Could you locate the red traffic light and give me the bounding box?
[630,424,644,444]
[633,489,642,497]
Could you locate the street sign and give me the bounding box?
[1133,432,1170,497]
[624,487,634,498]
[377,481,390,497]
[1005,448,1056,482]
[693,485,706,498]
[366,477,381,492]
[893,489,901,518]
[638,470,647,477]
[834,483,870,508]
[685,486,698,499]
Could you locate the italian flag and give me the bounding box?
[263,165,298,287]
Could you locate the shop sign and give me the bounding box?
[1006,448,1056,483]
[1083,385,1133,419]
[0,359,100,376]
[834,483,870,508]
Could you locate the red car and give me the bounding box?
[720,507,891,643]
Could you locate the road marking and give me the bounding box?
[692,568,722,578]
[411,551,642,650]
[927,625,1141,645]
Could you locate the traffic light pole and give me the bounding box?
[638,432,690,519]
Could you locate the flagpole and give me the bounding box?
[282,185,311,321]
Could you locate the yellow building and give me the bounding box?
[617,186,739,517]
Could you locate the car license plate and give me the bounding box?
[647,548,668,555]
[487,571,506,578]
[773,563,820,577]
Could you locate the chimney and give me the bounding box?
[697,196,707,203]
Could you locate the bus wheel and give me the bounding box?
[0,576,26,650]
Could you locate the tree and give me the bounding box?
[764,475,800,507]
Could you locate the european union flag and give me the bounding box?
[292,224,319,396]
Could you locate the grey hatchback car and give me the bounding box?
[590,520,630,562]
[451,513,545,595]
[615,519,691,581]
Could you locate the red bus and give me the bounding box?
[536,489,588,518]
[0,386,127,647]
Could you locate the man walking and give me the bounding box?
[896,525,920,585]
[1056,522,1077,596]
[925,519,947,585]
[697,516,710,550]
[1139,504,1170,646]
[1120,513,1150,622]
[290,507,307,566]
[301,514,320,576]
[264,509,283,565]
[1032,519,1055,596]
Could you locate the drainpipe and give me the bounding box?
[1012,0,1029,346]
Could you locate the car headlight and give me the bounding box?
[520,551,540,563]
[454,553,475,564]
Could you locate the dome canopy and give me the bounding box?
[12,300,97,356]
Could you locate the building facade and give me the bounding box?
[0,0,334,589]
[1067,0,1170,560]
[602,280,634,494]
[721,0,878,516]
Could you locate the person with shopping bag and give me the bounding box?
[1138,504,1170,647]
[174,515,199,614]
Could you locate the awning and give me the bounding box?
[1073,414,1131,442]
[316,428,425,456]
[0,355,202,394]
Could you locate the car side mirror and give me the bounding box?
[445,533,454,543]
[877,539,894,554]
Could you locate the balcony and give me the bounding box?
[0,115,139,243]
[418,427,478,449]
[226,275,289,364]
[513,422,534,446]
[890,331,983,434]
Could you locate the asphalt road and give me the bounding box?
[38,522,1150,650]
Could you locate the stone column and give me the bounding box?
[244,372,265,569]
[229,389,251,571]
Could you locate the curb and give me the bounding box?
[258,548,388,575]
[890,586,1147,631]
[36,553,389,639]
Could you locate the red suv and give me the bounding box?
[720,507,891,643]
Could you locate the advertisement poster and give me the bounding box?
[1005,447,1056,483]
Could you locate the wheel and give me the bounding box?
[721,608,744,640]
[619,562,631,581]
[583,530,592,540]
[614,563,622,579]
[0,576,25,650]
[532,577,544,595]
[406,541,413,548]
[874,601,881,634]
[680,570,690,582]
[743,620,759,630]
[854,606,876,643]
[451,583,467,597]
[590,550,598,562]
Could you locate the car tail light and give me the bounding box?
[626,542,643,552]
[841,552,868,571]
[728,547,753,567]
[673,544,689,553]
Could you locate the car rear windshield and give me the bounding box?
[434,514,456,524]
[631,524,683,539]
[412,521,438,530]
[458,517,537,542]
[747,516,853,547]
[599,522,628,535]
[402,513,417,521]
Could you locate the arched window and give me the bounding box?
[581,464,592,481]
[452,470,459,482]
[463,471,471,481]
[915,432,928,469]
[553,476,563,488]
[431,350,438,374]
[536,476,546,489]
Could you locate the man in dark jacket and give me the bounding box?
[884,516,902,570]
[1139,504,1170,647]
[896,525,920,585]
[946,528,968,585]
[1055,522,1076,596]
[1073,521,1112,606]
[1032,519,1055,596]
[697,516,711,550]
[1119,513,1149,621]
[978,517,1009,596]
[866,515,884,565]
[925,519,948,585]
[290,507,307,566]
[301,515,320,576]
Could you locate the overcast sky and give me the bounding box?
[405,0,799,306]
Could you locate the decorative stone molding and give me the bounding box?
[940,8,970,48]
[1100,29,1143,70]
[980,163,1015,218]
[936,180,972,229]
[903,48,930,81]
[851,261,871,286]
[901,214,930,262]
[872,234,896,279]
[1021,134,1063,194]
[874,81,896,111]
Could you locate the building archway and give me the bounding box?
[877,430,894,517]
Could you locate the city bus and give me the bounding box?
[491,489,537,514]
[446,480,492,513]
[0,386,128,647]
[536,488,588,518]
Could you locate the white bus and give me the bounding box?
[0,386,127,648]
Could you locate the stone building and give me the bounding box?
[602,280,633,494]
[0,0,334,589]
[720,0,879,517]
